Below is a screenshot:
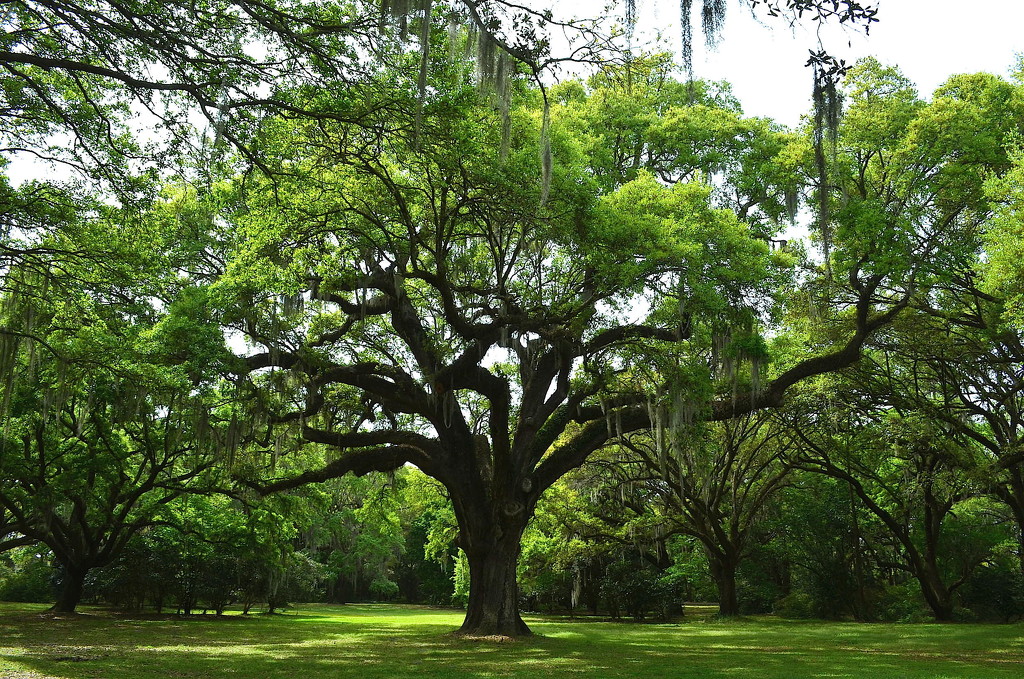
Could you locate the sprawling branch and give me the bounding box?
[249,443,425,494]
[711,277,910,420]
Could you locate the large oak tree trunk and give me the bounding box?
[52,564,86,613]
[453,485,532,637]
[459,531,530,637]
[708,553,740,617]
[920,584,954,622]
[918,562,955,622]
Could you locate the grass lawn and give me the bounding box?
[1,602,1023,678]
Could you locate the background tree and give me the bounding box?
[619,411,793,616]
[0,192,233,612]
[772,471,875,619]
[788,383,990,621]
[0,316,223,613]
[985,141,1024,329]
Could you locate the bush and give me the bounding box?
[774,591,815,619]
[873,581,930,622]
[0,547,55,603]
[369,577,399,601]
[959,553,1024,622]
[600,559,679,621]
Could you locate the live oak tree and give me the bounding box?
[620,412,794,616]
[0,314,222,612]
[786,372,992,622]
[840,62,1024,562]
[0,197,231,613]
[850,278,1024,580]
[217,60,753,634]
[873,314,1024,594]
[206,35,918,633]
[0,0,888,630]
[873,222,1024,578]
[777,60,1024,621]
[939,325,1024,575]
[537,410,793,618]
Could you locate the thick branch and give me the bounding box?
[247,443,422,495]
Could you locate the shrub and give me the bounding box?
[0,547,55,603]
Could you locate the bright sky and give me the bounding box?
[558,0,1024,126]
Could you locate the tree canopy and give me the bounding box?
[3,0,1024,637]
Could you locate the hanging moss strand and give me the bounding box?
[414,0,434,148]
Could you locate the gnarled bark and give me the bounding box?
[458,521,531,637]
[52,565,87,614]
[707,551,740,617]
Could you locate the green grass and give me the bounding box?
[1,602,1023,678]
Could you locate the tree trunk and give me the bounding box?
[52,565,86,613]
[920,486,955,622]
[917,564,955,622]
[995,477,1024,576]
[921,587,954,622]
[457,519,530,637]
[708,553,739,617]
[849,484,870,620]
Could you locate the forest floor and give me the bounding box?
[1,601,1023,678]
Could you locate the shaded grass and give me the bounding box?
[1,602,1023,678]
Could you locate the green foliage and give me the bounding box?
[0,547,54,603]
[825,57,1021,286]
[89,489,331,614]
[2,0,1023,637]
[873,581,931,623]
[985,142,1024,328]
[960,544,1024,622]
[599,557,682,621]
[451,549,470,608]
[142,286,233,382]
[0,213,227,609]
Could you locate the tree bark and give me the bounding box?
[52,565,86,613]
[918,562,955,622]
[457,519,531,637]
[707,552,740,617]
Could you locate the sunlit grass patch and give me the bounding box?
[1,603,1022,678]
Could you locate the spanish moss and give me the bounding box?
[680,0,694,84]
[495,50,512,159]
[447,12,460,62]
[414,0,434,147]
[784,184,799,225]
[702,0,727,49]
[679,0,728,97]
[811,59,843,280]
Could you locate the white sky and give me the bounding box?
[556,0,1024,126]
